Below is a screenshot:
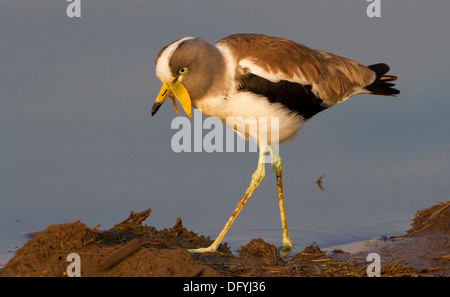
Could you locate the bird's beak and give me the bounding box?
[152,78,192,117]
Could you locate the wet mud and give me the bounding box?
[1,202,448,277]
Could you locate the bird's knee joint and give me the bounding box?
[271,159,282,173]
[252,171,265,181]
[251,170,265,184]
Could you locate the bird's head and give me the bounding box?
[152,37,225,118]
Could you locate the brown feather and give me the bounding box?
[216,34,376,106]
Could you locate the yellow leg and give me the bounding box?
[188,149,266,253]
[268,146,293,256]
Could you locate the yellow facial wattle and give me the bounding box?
[152,78,192,117]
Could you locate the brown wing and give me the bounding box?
[216,34,376,106]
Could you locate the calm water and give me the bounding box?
[1,1,449,266]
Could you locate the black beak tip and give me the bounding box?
[151,102,162,117]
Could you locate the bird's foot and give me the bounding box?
[187,244,218,254]
[280,242,293,257]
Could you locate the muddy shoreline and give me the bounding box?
[1,202,448,277]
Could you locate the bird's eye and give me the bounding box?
[178,67,188,75]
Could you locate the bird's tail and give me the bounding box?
[365,63,400,97]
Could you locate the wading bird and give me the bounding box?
[151,34,399,255]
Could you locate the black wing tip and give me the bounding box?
[368,63,390,77]
[367,63,400,97]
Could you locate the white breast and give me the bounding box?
[210,92,305,149]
